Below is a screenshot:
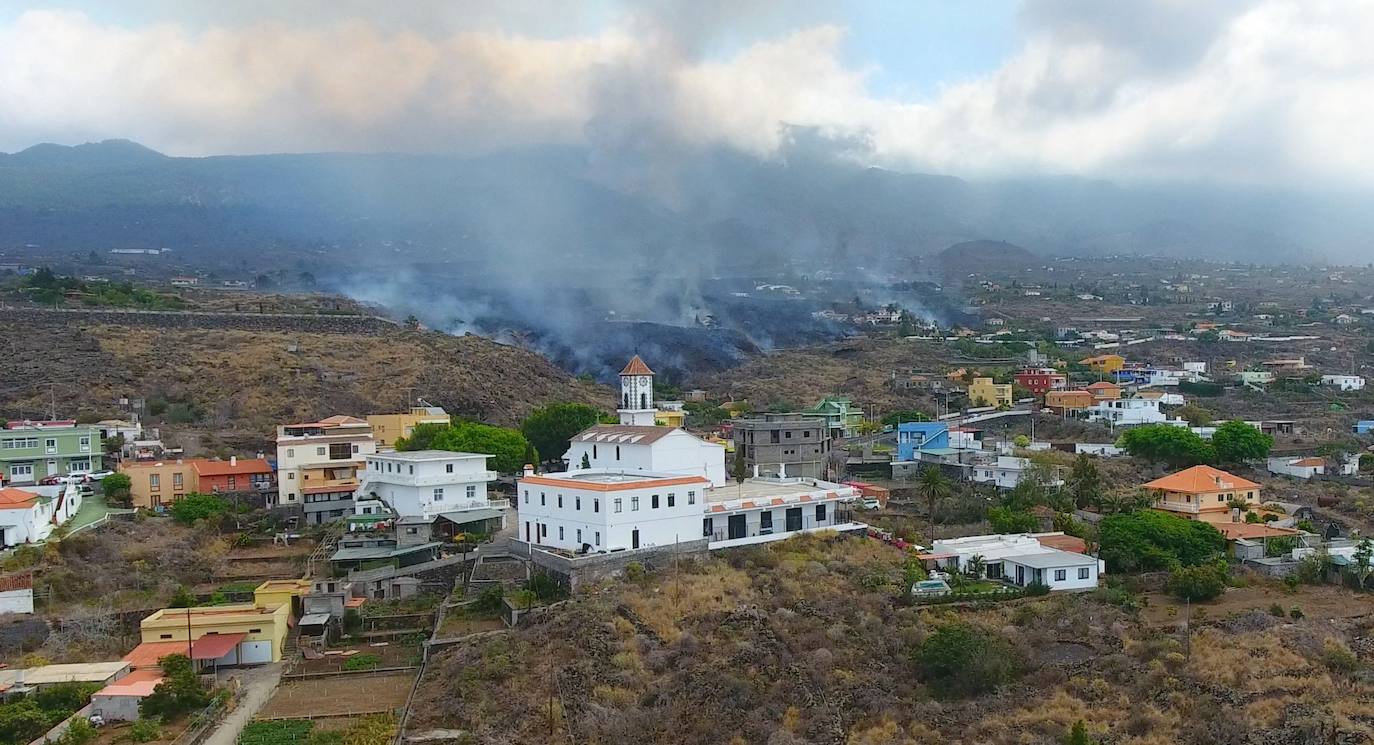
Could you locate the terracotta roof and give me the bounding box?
[93,669,164,698]
[192,459,273,477]
[0,488,39,508]
[620,355,655,376]
[1143,465,1262,494]
[122,633,248,667]
[1291,457,1325,467]
[1086,381,1120,390]
[575,425,676,445]
[1034,534,1088,553]
[0,573,33,592]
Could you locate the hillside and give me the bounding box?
[0,310,614,435]
[408,534,1374,744]
[936,239,1039,277]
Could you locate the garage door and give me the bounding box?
[237,641,272,664]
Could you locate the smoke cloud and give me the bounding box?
[3,2,1374,189]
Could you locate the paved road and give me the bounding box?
[203,663,283,745]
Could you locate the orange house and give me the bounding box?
[1143,465,1261,520]
[1045,390,1093,413]
[1086,381,1122,401]
[193,458,275,494]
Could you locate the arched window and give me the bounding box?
[640,392,647,409]
[623,393,630,408]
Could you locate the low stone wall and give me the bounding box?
[0,306,398,336]
[509,538,709,593]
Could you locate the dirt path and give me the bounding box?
[203,663,283,745]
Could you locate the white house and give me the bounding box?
[971,457,1064,489]
[359,450,499,520]
[926,533,1101,592]
[1085,398,1167,427]
[563,357,726,486]
[516,468,711,552]
[702,478,861,549]
[0,484,81,547]
[1321,374,1365,391]
[1267,456,1326,480]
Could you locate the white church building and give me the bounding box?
[562,356,727,486]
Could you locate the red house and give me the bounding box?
[1013,367,1067,397]
[192,457,275,494]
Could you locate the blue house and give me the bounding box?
[897,422,950,461]
[1355,421,1374,435]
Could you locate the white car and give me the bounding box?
[85,470,115,481]
[860,498,881,510]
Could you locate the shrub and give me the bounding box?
[58,717,96,745]
[239,720,314,745]
[129,718,162,743]
[169,493,229,526]
[1269,603,1286,617]
[1289,607,1304,620]
[472,586,504,613]
[139,654,208,719]
[912,622,1022,698]
[342,653,381,671]
[1099,510,1227,573]
[1167,564,1228,601]
[1321,639,1359,673]
[987,506,1039,534]
[624,562,646,581]
[1024,581,1051,597]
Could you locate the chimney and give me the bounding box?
[523,464,534,477]
[230,456,237,467]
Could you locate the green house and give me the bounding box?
[806,397,866,439]
[0,422,103,484]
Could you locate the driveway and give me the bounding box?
[203,663,283,745]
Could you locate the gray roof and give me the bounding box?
[1003,548,1097,569]
[437,508,504,525]
[329,542,439,562]
[298,613,332,626]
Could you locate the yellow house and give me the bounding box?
[655,410,687,428]
[253,579,310,620]
[1143,465,1262,520]
[967,377,1013,407]
[1082,354,1126,373]
[134,602,290,665]
[118,460,198,509]
[366,406,451,448]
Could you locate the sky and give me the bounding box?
[0,0,1371,189]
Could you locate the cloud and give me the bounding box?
[2,2,1374,189]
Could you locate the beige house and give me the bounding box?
[366,406,450,449]
[1143,465,1261,519]
[118,460,197,509]
[967,378,1012,407]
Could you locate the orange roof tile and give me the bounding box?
[620,355,655,376]
[0,488,39,508]
[1143,465,1261,494]
[94,669,164,698]
[1211,522,1300,541]
[1035,534,1088,553]
[1291,457,1325,467]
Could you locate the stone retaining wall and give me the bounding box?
[509,538,709,592]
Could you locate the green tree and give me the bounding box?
[987,506,1039,534]
[0,701,52,745]
[732,448,747,484]
[519,403,610,464]
[139,654,209,719]
[101,472,133,505]
[901,556,927,604]
[1066,454,1102,509]
[913,622,1022,698]
[1167,562,1228,601]
[1098,510,1227,573]
[1211,420,1273,464]
[169,493,229,525]
[397,421,535,474]
[1116,424,1215,466]
[915,467,954,539]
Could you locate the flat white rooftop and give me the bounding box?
[370,450,490,462]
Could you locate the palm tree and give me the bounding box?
[916,466,954,542]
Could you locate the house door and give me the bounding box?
[785,507,803,532]
[1015,565,1025,585]
[631,529,640,549]
[728,514,747,540]
[525,521,530,542]
[759,511,773,534]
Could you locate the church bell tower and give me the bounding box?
[617,355,658,426]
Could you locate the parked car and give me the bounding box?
[38,475,64,486]
[84,470,115,482]
[860,498,881,510]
